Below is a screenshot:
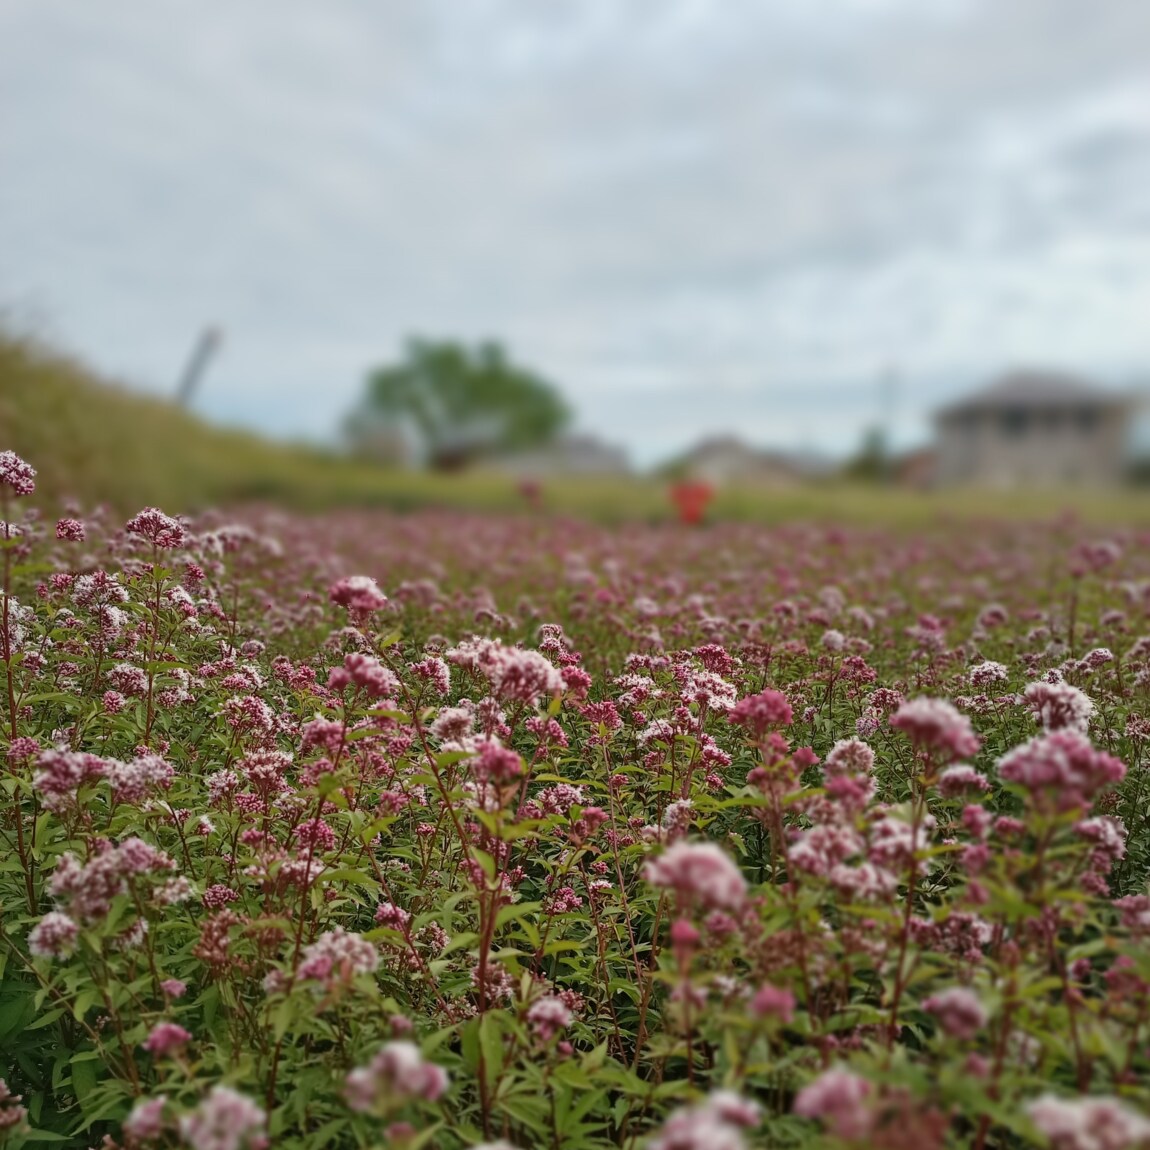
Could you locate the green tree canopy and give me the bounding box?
[843,425,891,483]
[349,338,571,470]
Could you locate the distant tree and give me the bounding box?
[842,426,890,483]
[348,339,571,470]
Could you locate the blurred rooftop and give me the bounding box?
[938,370,1131,417]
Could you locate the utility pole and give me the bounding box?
[878,364,900,483]
[175,326,223,408]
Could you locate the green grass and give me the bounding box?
[2,326,1148,525]
[0,327,409,513]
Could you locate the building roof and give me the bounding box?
[674,435,833,479]
[938,370,1127,418]
[683,435,768,461]
[492,433,630,475]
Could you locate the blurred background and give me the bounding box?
[2,0,1149,519]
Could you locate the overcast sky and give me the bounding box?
[3,0,1149,463]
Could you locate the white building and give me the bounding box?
[493,434,630,478]
[935,371,1132,487]
[675,436,823,487]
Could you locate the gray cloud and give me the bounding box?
[1,0,1148,464]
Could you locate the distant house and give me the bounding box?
[935,371,1132,487]
[345,421,413,468]
[894,446,938,489]
[674,436,822,487]
[493,434,630,478]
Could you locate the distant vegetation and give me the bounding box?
[349,337,571,470]
[0,327,405,512]
[2,326,1148,526]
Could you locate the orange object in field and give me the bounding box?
[669,480,715,525]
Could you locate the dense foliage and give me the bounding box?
[354,339,571,470]
[1,449,1149,1149]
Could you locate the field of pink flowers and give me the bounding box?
[2,448,1150,1150]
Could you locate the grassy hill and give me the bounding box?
[2,327,1147,525]
[0,327,412,512]
[0,328,682,519]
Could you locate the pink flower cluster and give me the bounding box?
[143,1021,193,1057]
[344,1041,450,1112]
[126,506,188,549]
[0,450,35,496]
[998,729,1126,812]
[643,841,748,912]
[32,747,108,812]
[728,688,793,737]
[526,995,573,1042]
[329,574,388,615]
[178,1085,267,1150]
[1027,1094,1150,1150]
[793,1067,873,1140]
[294,927,379,990]
[890,697,982,760]
[922,986,987,1040]
[1024,681,1096,734]
[48,837,175,922]
[327,651,400,697]
[28,910,80,958]
[647,1091,760,1150]
[0,1078,28,1132]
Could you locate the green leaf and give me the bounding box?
[495,901,542,929]
[478,1010,505,1085]
[71,988,100,1021]
[71,1057,98,1110]
[580,1041,609,1074]
[24,1008,66,1031]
